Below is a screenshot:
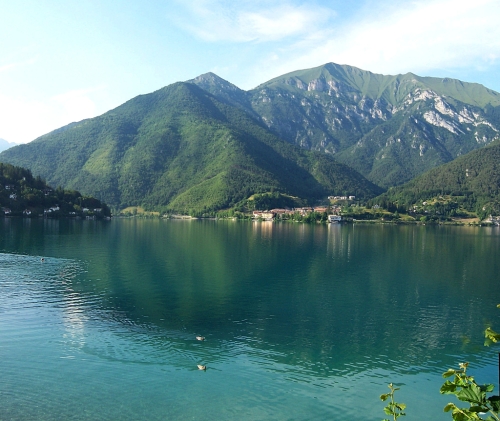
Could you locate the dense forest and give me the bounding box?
[372,141,500,219]
[0,162,111,218]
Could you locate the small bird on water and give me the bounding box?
[197,365,206,370]
[196,336,205,341]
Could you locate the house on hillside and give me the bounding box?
[253,210,276,220]
[486,215,500,226]
[313,206,328,213]
[295,207,314,215]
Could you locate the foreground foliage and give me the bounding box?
[441,363,500,421]
[380,383,406,421]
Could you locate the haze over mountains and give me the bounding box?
[0,139,18,153]
[1,62,499,213]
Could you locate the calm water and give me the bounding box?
[0,218,499,420]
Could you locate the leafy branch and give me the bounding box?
[440,304,500,421]
[380,383,406,421]
[484,304,500,347]
[440,362,500,421]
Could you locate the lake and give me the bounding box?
[0,218,499,420]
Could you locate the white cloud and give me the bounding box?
[171,0,335,42]
[0,87,103,144]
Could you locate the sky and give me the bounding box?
[1,0,500,144]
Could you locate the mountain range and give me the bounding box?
[1,62,499,213]
[190,63,500,188]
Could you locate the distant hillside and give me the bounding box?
[0,82,382,213]
[0,162,110,217]
[190,63,500,188]
[0,138,18,153]
[375,141,500,217]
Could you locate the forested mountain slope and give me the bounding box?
[375,141,500,216]
[0,162,110,217]
[0,82,382,213]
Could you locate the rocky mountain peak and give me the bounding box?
[188,72,241,93]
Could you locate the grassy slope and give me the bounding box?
[258,62,500,107]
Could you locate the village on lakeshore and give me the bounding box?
[252,204,344,222]
[248,194,358,222]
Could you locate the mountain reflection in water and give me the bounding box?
[0,218,499,421]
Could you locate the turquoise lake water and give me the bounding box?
[0,218,499,420]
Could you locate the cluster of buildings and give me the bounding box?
[486,215,500,226]
[252,205,342,221]
[328,195,356,201]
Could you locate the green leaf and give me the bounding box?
[481,383,495,393]
[484,327,500,344]
[450,411,471,421]
[380,393,390,401]
[456,383,485,404]
[488,395,500,412]
[469,405,488,413]
[443,369,458,378]
[444,403,456,412]
[441,381,458,394]
[384,407,394,415]
[484,337,495,347]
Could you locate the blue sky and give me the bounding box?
[1,0,500,144]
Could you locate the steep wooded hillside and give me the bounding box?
[375,141,500,217]
[0,82,382,213]
[0,162,110,217]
